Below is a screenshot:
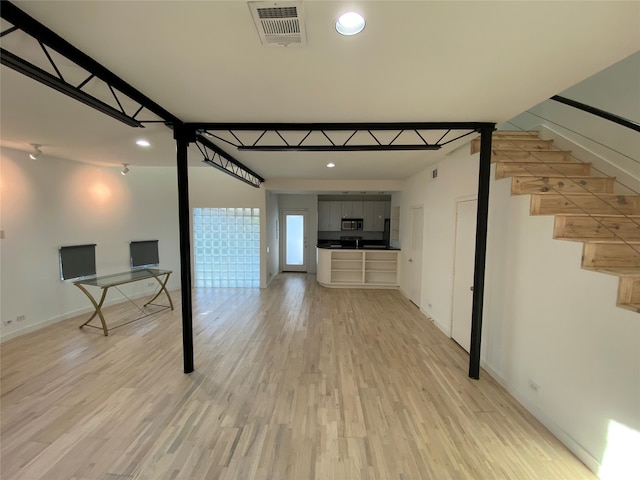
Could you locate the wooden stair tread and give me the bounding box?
[553,213,639,217]
[498,161,589,166]
[515,175,615,180]
[491,150,572,163]
[490,140,556,150]
[618,277,640,310]
[494,130,540,136]
[532,193,637,197]
[497,162,591,180]
[530,193,640,214]
[512,176,614,195]
[553,214,640,242]
[582,242,640,269]
[471,133,555,154]
[558,238,640,244]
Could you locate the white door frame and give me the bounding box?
[281,209,308,272]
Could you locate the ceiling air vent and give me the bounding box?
[248,1,307,46]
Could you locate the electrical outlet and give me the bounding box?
[528,379,540,393]
[16,315,26,322]
[3,319,13,326]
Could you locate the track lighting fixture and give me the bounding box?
[121,163,130,175]
[29,143,42,160]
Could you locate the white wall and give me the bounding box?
[402,149,640,475]
[0,148,181,341]
[400,148,479,332]
[0,148,275,342]
[483,177,640,474]
[400,52,640,476]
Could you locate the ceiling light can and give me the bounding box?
[336,12,365,36]
[326,162,336,168]
[136,139,151,147]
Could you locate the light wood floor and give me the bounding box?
[1,274,595,480]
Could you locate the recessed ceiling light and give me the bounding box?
[336,12,365,36]
[136,139,151,147]
[326,162,336,168]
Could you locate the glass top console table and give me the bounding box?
[74,268,174,336]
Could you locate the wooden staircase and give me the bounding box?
[471,131,640,313]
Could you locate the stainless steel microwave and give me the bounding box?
[341,218,363,231]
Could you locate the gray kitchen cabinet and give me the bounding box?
[341,200,364,218]
[318,201,342,231]
[362,202,376,231]
[363,201,389,231]
[373,201,386,231]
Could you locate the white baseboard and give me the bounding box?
[398,289,452,338]
[0,290,162,343]
[419,306,451,337]
[480,362,601,476]
[427,313,450,337]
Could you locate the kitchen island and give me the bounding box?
[316,246,400,288]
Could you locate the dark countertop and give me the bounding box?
[317,244,400,251]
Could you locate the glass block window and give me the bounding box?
[193,207,260,288]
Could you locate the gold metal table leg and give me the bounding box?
[75,283,110,336]
[144,271,174,310]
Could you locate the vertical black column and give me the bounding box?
[174,123,194,374]
[469,126,494,380]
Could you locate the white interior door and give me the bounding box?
[451,199,477,352]
[282,210,307,272]
[408,206,424,306]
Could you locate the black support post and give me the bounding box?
[469,126,494,380]
[174,124,195,374]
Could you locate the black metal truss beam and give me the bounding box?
[1,48,142,127]
[238,144,441,152]
[188,122,494,130]
[195,134,265,188]
[0,0,180,126]
[190,123,486,152]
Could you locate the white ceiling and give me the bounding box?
[1,1,639,181]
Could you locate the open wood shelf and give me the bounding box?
[318,247,400,289]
